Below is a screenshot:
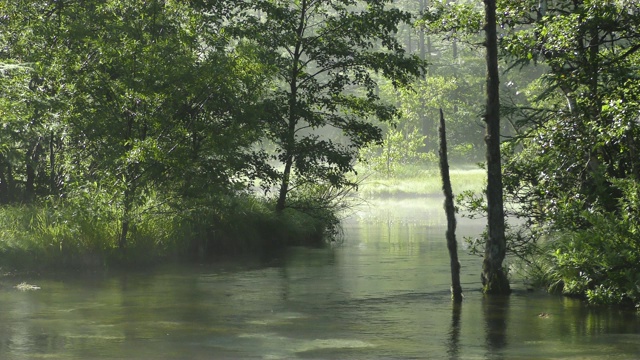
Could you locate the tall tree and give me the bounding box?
[60,0,205,250]
[481,0,509,294]
[498,0,640,226]
[67,1,270,249]
[234,0,424,212]
[0,0,269,250]
[495,0,640,304]
[0,0,69,203]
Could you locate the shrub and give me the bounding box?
[551,211,640,307]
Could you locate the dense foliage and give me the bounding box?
[0,0,422,267]
[426,0,640,307]
[499,0,640,307]
[2,0,638,308]
[230,0,423,211]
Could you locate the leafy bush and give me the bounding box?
[550,206,640,307]
[515,179,640,307]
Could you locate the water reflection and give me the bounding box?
[483,295,510,359]
[447,302,462,360]
[0,198,639,359]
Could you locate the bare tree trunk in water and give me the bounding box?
[482,0,510,294]
[438,109,463,303]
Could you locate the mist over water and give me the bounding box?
[0,198,638,359]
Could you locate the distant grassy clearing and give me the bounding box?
[355,165,485,198]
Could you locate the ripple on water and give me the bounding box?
[237,332,375,359]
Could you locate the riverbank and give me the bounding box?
[0,195,338,272]
[0,165,487,272]
[2,198,638,360]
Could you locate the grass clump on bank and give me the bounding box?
[0,192,341,272]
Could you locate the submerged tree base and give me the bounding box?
[481,265,511,295]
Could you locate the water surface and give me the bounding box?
[1,198,638,359]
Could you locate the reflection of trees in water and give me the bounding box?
[483,296,509,358]
[447,303,462,360]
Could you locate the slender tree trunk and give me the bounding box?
[119,98,136,251]
[481,0,510,294]
[25,162,35,202]
[439,108,463,303]
[119,171,133,252]
[25,142,41,202]
[119,211,130,252]
[276,154,294,212]
[276,0,306,213]
[49,132,57,195]
[119,181,134,253]
[0,158,8,204]
[275,61,300,213]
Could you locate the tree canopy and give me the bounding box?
[230,0,424,211]
[0,0,423,257]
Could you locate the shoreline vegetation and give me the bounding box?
[0,165,483,273]
[1,0,639,310]
[2,163,638,309]
[0,195,339,273]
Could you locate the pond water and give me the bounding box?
[1,198,639,359]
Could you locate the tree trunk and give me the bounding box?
[119,204,132,259]
[439,108,463,303]
[481,0,510,294]
[25,162,35,202]
[119,102,137,251]
[276,155,294,212]
[119,177,135,252]
[276,0,307,213]
[25,142,40,203]
[275,77,299,213]
[0,159,8,204]
[119,217,130,252]
[49,131,58,195]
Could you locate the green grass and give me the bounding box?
[0,164,484,272]
[0,193,340,272]
[355,164,486,198]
